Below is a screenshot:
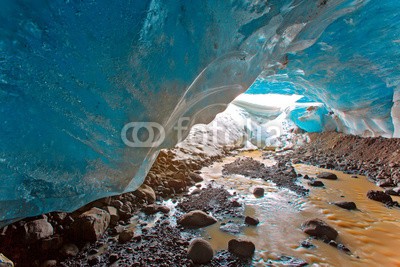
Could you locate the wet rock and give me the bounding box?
[351,175,358,178]
[253,187,265,197]
[308,180,324,187]
[142,204,170,215]
[24,219,54,243]
[366,190,393,204]
[71,207,110,242]
[328,240,338,247]
[187,238,214,264]
[333,201,357,210]
[302,218,338,241]
[118,229,134,243]
[228,239,255,258]
[377,179,395,187]
[317,172,338,180]
[41,260,57,267]
[189,172,204,183]
[245,216,259,226]
[300,240,314,249]
[303,175,311,180]
[60,243,79,257]
[337,243,351,254]
[134,184,156,204]
[178,210,217,228]
[385,187,400,196]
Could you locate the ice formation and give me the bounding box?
[0,0,399,224]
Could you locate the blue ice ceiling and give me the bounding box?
[0,0,399,224]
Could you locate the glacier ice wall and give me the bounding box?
[248,0,400,137]
[0,0,397,224]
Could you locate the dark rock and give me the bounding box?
[228,239,255,258]
[366,190,393,204]
[300,240,314,249]
[377,179,395,187]
[40,235,63,251]
[178,210,217,228]
[71,207,110,242]
[187,238,214,264]
[88,256,100,266]
[109,253,119,263]
[333,201,357,210]
[308,180,325,187]
[231,200,241,207]
[328,240,338,247]
[302,218,338,240]
[142,204,170,215]
[24,219,54,243]
[189,172,204,183]
[317,172,338,180]
[253,187,265,197]
[103,206,119,226]
[245,216,259,226]
[134,184,156,204]
[337,243,351,254]
[60,243,79,257]
[118,229,134,243]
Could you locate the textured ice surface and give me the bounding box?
[0,0,399,224]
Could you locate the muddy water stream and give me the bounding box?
[200,151,400,266]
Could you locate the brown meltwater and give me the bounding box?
[199,150,400,267]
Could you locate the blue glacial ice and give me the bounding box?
[0,0,399,224]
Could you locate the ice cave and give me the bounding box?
[0,1,399,266]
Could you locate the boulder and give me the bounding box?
[40,235,63,251]
[189,172,204,183]
[367,190,393,204]
[142,204,170,215]
[24,219,54,243]
[187,238,214,264]
[253,187,265,197]
[118,228,135,243]
[244,216,259,226]
[317,172,338,180]
[308,180,325,187]
[103,206,119,226]
[177,210,217,228]
[333,201,357,210]
[134,184,156,203]
[302,218,338,241]
[228,239,255,258]
[71,207,110,242]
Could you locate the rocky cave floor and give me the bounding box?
[0,132,399,267]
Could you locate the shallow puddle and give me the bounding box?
[200,150,400,267]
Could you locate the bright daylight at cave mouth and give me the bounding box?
[0,1,399,266]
